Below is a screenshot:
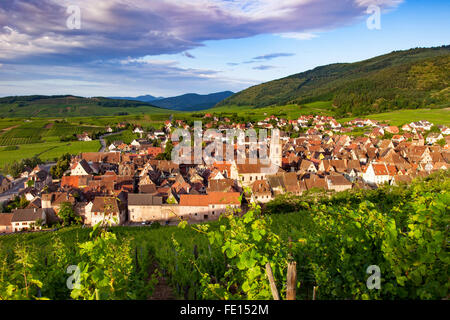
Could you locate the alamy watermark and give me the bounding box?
[170,122,281,174]
[366,265,381,290]
[366,5,381,30]
[66,5,81,30]
[66,265,81,290]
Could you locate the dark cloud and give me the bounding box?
[183,52,196,59]
[253,53,295,61]
[253,65,277,71]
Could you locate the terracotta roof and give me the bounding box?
[179,192,240,206]
[326,174,352,186]
[372,163,389,176]
[81,152,121,164]
[252,180,271,195]
[0,213,13,226]
[91,197,120,213]
[208,179,236,192]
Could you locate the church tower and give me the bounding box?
[269,129,282,168]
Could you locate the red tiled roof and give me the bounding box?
[372,163,389,176]
[179,192,240,206]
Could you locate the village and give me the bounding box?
[0,113,449,234]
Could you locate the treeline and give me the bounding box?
[2,156,43,178]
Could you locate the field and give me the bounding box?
[0,96,169,118]
[0,141,100,168]
[0,114,169,171]
[0,118,106,170]
[105,131,139,145]
[208,101,334,121]
[339,108,450,126]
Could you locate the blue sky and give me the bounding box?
[0,0,448,97]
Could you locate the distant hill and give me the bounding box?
[0,95,168,118]
[109,94,164,102]
[151,91,235,111]
[217,46,450,117]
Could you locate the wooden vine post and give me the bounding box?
[265,263,280,300]
[286,261,297,300]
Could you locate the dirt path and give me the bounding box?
[0,124,19,133]
[147,259,177,300]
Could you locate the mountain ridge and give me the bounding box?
[216,46,450,116]
[109,91,234,111]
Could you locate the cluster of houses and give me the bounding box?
[0,114,449,234]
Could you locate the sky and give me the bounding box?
[0,0,449,98]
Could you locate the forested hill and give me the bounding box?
[151,91,235,111]
[0,95,168,117]
[216,46,450,117]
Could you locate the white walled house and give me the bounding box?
[362,163,395,185]
[71,159,94,176]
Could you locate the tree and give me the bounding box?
[436,138,446,147]
[156,139,173,160]
[57,202,82,226]
[50,153,71,179]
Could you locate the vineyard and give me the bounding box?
[0,170,448,300]
[0,122,46,146]
[0,119,104,171]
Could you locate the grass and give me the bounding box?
[0,100,169,118]
[339,108,450,126]
[208,101,334,121]
[0,140,100,168]
[105,130,139,145]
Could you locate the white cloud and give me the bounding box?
[277,32,318,40]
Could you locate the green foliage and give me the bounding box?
[3,196,30,213]
[436,138,446,147]
[2,156,42,178]
[0,171,448,300]
[71,226,137,299]
[156,139,173,160]
[57,202,82,227]
[268,170,450,299]
[50,153,71,179]
[0,243,45,300]
[178,203,291,299]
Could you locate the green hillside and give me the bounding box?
[0,95,169,118]
[217,46,450,116]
